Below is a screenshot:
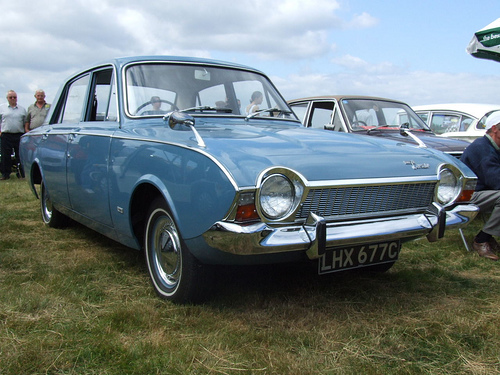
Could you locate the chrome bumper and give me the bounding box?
[204,204,479,260]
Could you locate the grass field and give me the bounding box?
[1,177,500,374]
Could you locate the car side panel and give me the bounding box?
[37,126,73,210]
[66,123,116,227]
[108,136,237,241]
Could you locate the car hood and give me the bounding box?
[357,130,469,152]
[186,122,469,187]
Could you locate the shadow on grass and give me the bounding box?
[60,221,493,311]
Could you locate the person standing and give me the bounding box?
[0,90,26,180]
[460,111,500,261]
[25,89,50,132]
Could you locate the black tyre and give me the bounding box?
[144,198,211,303]
[40,181,69,228]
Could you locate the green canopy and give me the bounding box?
[467,18,500,62]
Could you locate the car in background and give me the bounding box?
[412,103,500,142]
[20,57,479,303]
[288,95,471,159]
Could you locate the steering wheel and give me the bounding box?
[135,99,178,115]
[351,120,368,128]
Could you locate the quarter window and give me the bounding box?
[59,75,90,124]
[289,103,308,124]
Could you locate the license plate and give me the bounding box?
[318,241,400,275]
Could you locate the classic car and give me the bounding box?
[20,56,479,303]
[288,95,471,158]
[413,103,500,142]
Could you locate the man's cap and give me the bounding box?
[485,111,500,130]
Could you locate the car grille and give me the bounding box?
[296,182,437,220]
[445,152,463,159]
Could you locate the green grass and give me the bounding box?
[2,177,500,374]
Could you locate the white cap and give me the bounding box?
[485,111,500,130]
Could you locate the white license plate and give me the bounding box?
[318,241,400,275]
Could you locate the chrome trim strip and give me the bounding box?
[203,204,479,259]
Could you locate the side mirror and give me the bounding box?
[399,122,410,136]
[167,111,195,130]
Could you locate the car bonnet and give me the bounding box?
[190,123,460,187]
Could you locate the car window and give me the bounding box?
[59,74,90,124]
[460,115,474,131]
[89,69,117,122]
[198,84,228,109]
[309,102,334,129]
[289,103,308,124]
[478,110,500,130]
[341,99,429,131]
[429,113,461,134]
[416,112,429,124]
[233,81,271,115]
[331,108,345,132]
[125,63,293,119]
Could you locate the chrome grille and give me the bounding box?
[445,152,463,159]
[296,182,436,219]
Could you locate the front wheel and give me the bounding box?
[144,198,211,303]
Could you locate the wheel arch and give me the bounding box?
[28,161,43,199]
[129,180,177,250]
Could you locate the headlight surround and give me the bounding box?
[436,165,462,206]
[256,168,305,221]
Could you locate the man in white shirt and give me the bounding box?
[0,90,26,180]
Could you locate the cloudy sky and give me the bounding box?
[2,0,500,109]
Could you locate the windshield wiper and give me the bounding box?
[180,105,232,113]
[366,125,394,134]
[244,107,293,121]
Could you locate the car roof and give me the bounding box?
[77,55,264,76]
[412,103,500,119]
[288,95,408,105]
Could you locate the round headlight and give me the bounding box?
[437,167,460,206]
[259,174,295,220]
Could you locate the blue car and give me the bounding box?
[20,56,479,303]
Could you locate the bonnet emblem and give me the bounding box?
[404,160,430,170]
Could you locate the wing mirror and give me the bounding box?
[166,111,195,130]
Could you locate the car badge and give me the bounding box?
[404,160,430,170]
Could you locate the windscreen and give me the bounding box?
[125,62,294,119]
[341,99,431,131]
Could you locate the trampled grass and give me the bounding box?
[1,177,500,374]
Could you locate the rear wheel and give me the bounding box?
[40,181,69,228]
[144,198,211,303]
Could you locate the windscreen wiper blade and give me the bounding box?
[181,105,232,113]
[244,107,293,121]
[366,125,392,134]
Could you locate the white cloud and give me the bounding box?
[332,54,401,74]
[273,68,500,107]
[347,12,379,29]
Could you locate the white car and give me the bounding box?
[413,103,500,142]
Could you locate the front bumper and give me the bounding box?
[203,204,479,260]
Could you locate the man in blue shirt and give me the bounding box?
[461,111,500,261]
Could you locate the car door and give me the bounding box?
[66,67,117,227]
[39,74,91,211]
